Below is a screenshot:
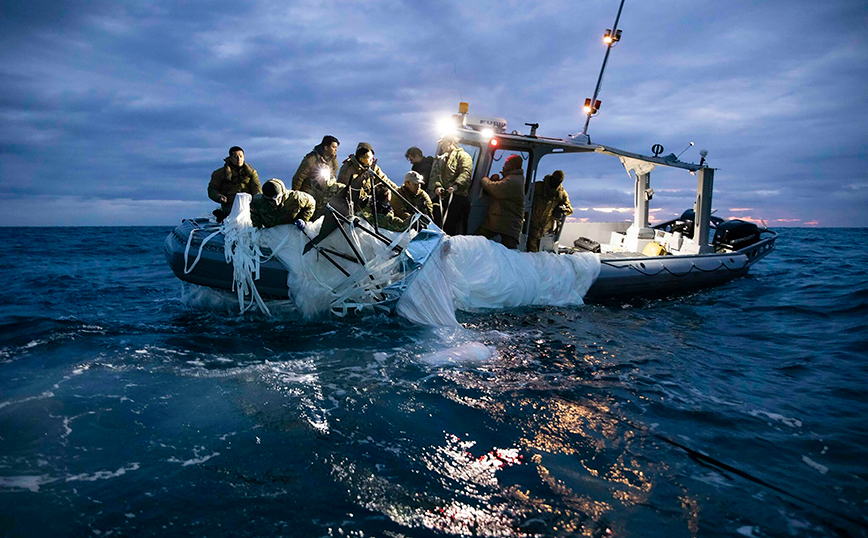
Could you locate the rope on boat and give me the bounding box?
[183,222,222,275]
[600,256,745,277]
[439,191,454,229]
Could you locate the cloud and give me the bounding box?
[0,0,866,226]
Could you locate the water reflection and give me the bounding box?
[332,431,596,537]
[403,335,664,535]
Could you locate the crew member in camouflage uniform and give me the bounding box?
[476,154,526,249]
[208,146,262,221]
[429,135,473,235]
[359,183,409,233]
[308,175,346,222]
[250,178,315,230]
[291,135,340,193]
[391,171,433,220]
[337,142,397,209]
[527,170,573,252]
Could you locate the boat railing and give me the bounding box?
[739,230,777,266]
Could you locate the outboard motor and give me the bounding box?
[713,219,760,251]
[680,209,725,227]
[670,219,694,239]
[670,209,727,240]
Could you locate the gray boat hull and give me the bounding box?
[165,218,776,302]
[164,218,291,298]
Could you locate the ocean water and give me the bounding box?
[0,226,866,537]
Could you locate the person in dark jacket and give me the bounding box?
[405,146,435,186]
[527,170,573,252]
[429,135,473,235]
[208,146,262,221]
[391,171,433,220]
[476,154,526,249]
[250,178,315,229]
[291,135,340,193]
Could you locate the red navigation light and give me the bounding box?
[583,98,602,115]
[490,138,498,146]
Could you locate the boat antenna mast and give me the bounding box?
[582,0,626,136]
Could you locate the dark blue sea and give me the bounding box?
[1,226,866,537]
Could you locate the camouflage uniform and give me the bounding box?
[337,156,396,206]
[309,180,346,221]
[429,147,472,197]
[208,160,261,214]
[391,184,433,220]
[250,190,315,229]
[291,145,339,193]
[359,207,409,233]
[527,175,573,252]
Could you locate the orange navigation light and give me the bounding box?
[583,98,593,114]
[458,102,469,114]
[603,29,622,45]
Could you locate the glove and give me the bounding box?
[295,219,306,230]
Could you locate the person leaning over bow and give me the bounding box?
[250,178,315,230]
[527,170,573,252]
[404,146,435,186]
[208,146,262,222]
[337,142,397,208]
[292,135,340,193]
[476,154,526,249]
[391,171,433,221]
[429,134,473,235]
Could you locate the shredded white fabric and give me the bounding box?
[220,193,270,316]
[212,202,602,325]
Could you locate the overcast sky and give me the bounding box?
[1,0,866,227]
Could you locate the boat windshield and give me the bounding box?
[458,142,480,172]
